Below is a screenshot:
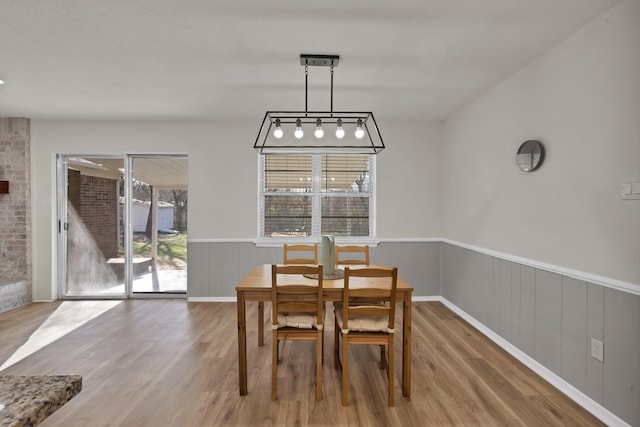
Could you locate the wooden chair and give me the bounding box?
[283,243,318,264]
[271,264,325,401]
[263,244,318,343]
[335,245,370,266]
[334,266,398,406]
[335,245,387,363]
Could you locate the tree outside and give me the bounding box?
[131,180,188,270]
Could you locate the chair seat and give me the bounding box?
[333,301,386,311]
[272,311,323,329]
[334,305,391,333]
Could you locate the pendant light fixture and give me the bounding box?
[335,118,345,139]
[355,118,365,139]
[314,118,324,138]
[294,118,303,139]
[273,119,283,139]
[254,54,385,154]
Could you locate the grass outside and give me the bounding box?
[132,232,187,269]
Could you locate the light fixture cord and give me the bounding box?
[330,64,334,116]
[304,64,308,116]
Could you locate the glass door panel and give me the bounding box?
[130,155,188,295]
[58,155,126,297]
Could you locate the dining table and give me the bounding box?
[235,264,413,398]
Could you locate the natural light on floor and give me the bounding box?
[0,300,122,372]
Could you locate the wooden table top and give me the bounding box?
[236,264,413,294]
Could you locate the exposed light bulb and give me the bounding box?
[335,118,345,139]
[355,118,365,139]
[314,118,324,138]
[294,118,304,139]
[273,119,283,139]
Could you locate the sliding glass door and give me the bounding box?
[57,154,188,298]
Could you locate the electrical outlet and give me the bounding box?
[591,338,604,362]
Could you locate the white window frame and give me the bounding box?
[256,153,377,246]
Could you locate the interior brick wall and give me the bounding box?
[0,118,32,312]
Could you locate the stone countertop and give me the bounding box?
[0,375,82,427]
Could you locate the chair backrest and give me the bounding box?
[271,264,324,328]
[342,266,398,332]
[335,245,370,266]
[283,243,318,264]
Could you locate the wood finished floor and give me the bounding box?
[0,300,604,427]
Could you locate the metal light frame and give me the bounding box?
[254,54,385,155]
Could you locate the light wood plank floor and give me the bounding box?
[0,300,604,426]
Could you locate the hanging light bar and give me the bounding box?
[254,54,385,154]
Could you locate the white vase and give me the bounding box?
[321,235,335,275]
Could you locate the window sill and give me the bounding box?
[254,237,380,248]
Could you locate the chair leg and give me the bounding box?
[379,345,387,370]
[316,329,323,400]
[388,335,394,407]
[334,319,340,369]
[341,333,349,406]
[258,302,264,346]
[321,329,325,366]
[271,330,278,401]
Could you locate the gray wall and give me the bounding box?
[441,0,640,286]
[442,242,640,426]
[438,4,640,422]
[187,241,441,298]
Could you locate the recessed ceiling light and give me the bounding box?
[0,79,5,85]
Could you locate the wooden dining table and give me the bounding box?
[236,264,413,398]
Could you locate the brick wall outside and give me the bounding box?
[0,118,32,312]
[79,175,118,260]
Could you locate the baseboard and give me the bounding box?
[188,296,237,302]
[412,296,441,302]
[437,296,631,427]
[187,295,440,303]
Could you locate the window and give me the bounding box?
[258,153,375,241]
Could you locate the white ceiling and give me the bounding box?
[0,0,620,121]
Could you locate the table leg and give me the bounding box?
[402,296,412,397]
[258,301,264,346]
[237,291,248,395]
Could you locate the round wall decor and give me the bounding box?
[516,140,545,172]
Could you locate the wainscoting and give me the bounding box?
[186,238,639,426]
[186,240,442,299]
[442,243,639,427]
